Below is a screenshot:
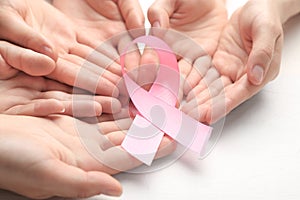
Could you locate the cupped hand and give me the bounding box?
[0,114,175,199]
[0,72,121,117]
[148,0,227,55]
[0,0,57,74]
[182,0,285,124]
[0,0,119,97]
[147,0,228,103]
[214,0,284,86]
[53,0,145,72]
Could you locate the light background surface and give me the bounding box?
[1,0,300,199]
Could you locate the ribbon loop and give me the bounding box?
[121,35,212,166]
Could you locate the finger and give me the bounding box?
[48,57,119,97]
[66,100,102,117]
[147,0,175,28]
[99,136,176,172]
[98,118,133,135]
[186,67,220,102]
[117,33,141,73]
[0,50,18,79]
[182,76,231,114]
[137,47,159,90]
[0,13,57,61]
[178,59,192,102]
[97,108,131,122]
[224,36,283,122]
[4,99,65,116]
[7,73,71,93]
[246,24,282,85]
[118,0,145,35]
[0,41,55,76]
[187,94,226,124]
[94,96,122,114]
[44,160,122,198]
[39,91,102,117]
[106,131,176,157]
[62,53,121,85]
[70,43,122,77]
[183,55,212,95]
[41,90,121,114]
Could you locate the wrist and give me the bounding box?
[275,0,300,23]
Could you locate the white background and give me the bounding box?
[1,0,299,199]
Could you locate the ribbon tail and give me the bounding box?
[122,115,164,166]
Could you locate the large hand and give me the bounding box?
[0,114,174,199]
[182,0,300,123]
[0,0,119,97]
[0,72,121,117]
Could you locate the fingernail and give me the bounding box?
[42,46,53,55]
[153,21,161,28]
[112,88,120,98]
[252,65,264,85]
[60,108,66,113]
[42,46,57,61]
[104,189,122,196]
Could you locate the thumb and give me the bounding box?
[246,25,282,85]
[0,41,56,76]
[118,0,145,31]
[147,0,175,28]
[0,13,57,62]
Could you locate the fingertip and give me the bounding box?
[41,44,58,62]
[26,52,56,76]
[94,101,103,116]
[33,99,65,116]
[88,172,123,197]
[112,86,120,98]
[111,98,122,114]
[127,12,145,30]
[248,65,264,85]
[147,4,170,28]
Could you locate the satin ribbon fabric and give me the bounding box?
[121,35,212,166]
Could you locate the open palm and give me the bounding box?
[0,114,174,199]
[182,1,284,123]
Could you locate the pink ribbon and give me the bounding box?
[121,35,212,166]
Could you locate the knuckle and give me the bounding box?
[256,46,273,61]
[267,22,283,34]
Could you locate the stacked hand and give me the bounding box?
[0,114,174,199]
[181,0,300,123]
[0,0,120,97]
[1,0,300,199]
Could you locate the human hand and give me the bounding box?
[0,72,121,117]
[0,41,56,79]
[148,0,227,56]
[0,114,174,199]
[0,0,119,97]
[181,0,300,123]
[53,0,145,72]
[147,0,228,104]
[213,0,285,86]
